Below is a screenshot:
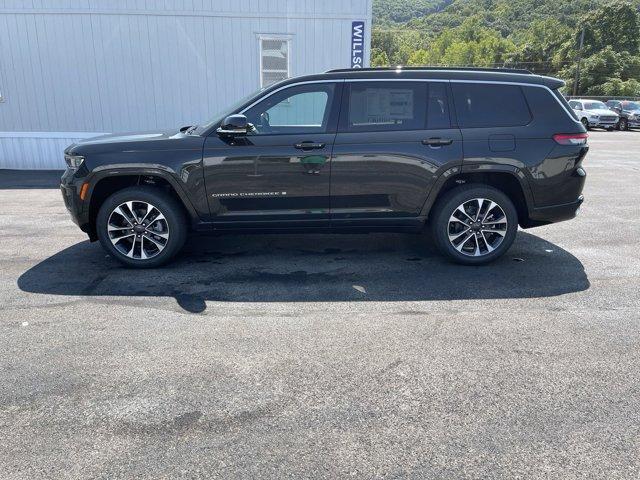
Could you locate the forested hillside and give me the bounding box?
[372,0,640,95]
[372,0,452,26]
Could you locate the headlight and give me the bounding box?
[64,154,85,169]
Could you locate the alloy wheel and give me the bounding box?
[107,201,170,260]
[447,198,508,257]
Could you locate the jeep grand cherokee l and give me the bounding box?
[61,67,588,268]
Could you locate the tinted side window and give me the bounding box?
[452,83,532,128]
[342,81,428,132]
[244,83,335,135]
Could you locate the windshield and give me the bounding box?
[583,101,607,110]
[624,101,640,110]
[197,87,266,132]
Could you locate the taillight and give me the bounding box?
[553,133,588,146]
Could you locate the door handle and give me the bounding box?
[422,138,453,147]
[294,142,326,150]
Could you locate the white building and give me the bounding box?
[0,0,372,169]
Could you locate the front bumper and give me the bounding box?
[589,120,618,128]
[60,168,90,232]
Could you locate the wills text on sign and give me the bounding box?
[351,21,365,68]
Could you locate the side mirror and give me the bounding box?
[217,114,251,136]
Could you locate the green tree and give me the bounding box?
[591,78,640,96]
[559,47,640,95]
[371,29,426,65]
[412,17,516,66]
[371,48,391,67]
[580,2,640,57]
[508,19,573,74]
[371,0,640,95]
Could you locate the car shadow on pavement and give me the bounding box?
[17,231,589,313]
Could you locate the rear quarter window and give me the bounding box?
[452,83,532,128]
[518,86,581,131]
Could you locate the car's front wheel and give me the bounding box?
[430,185,518,265]
[619,118,628,131]
[581,118,590,130]
[96,186,188,268]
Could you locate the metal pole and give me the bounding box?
[573,28,585,96]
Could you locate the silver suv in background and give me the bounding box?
[569,99,619,130]
[606,100,640,131]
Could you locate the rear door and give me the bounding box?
[202,81,342,227]
[329,80,463,225]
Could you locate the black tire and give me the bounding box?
[619,118,628,131]
[96,186,188,268]
[430,184,518,265]
[581,118,590,130]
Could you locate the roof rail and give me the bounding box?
[326,66,533,75]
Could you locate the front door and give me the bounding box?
[330,80,463,226]
[203,81,342,227]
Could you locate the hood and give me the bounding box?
[584,108,618,116]
[75,129,184,146]
[65,129,192,155]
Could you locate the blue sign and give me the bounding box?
[351,21,365,68]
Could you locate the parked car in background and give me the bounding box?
[605,100,640,131]
[568,99,619,130]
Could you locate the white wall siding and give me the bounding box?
[0,0,372,169]
[0,132,98,170]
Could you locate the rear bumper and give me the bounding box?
[525,195,584,227]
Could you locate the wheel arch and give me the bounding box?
[86,170,199,240]
[422,166,536,228]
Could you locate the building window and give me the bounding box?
[259,37,290,88]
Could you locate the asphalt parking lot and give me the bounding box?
[1,131,639,479]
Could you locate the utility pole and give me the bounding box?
[573,28,585,96]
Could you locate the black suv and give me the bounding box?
[61,67,587,267]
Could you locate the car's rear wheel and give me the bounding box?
[430,185,518,265]
[96,186,187,268]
